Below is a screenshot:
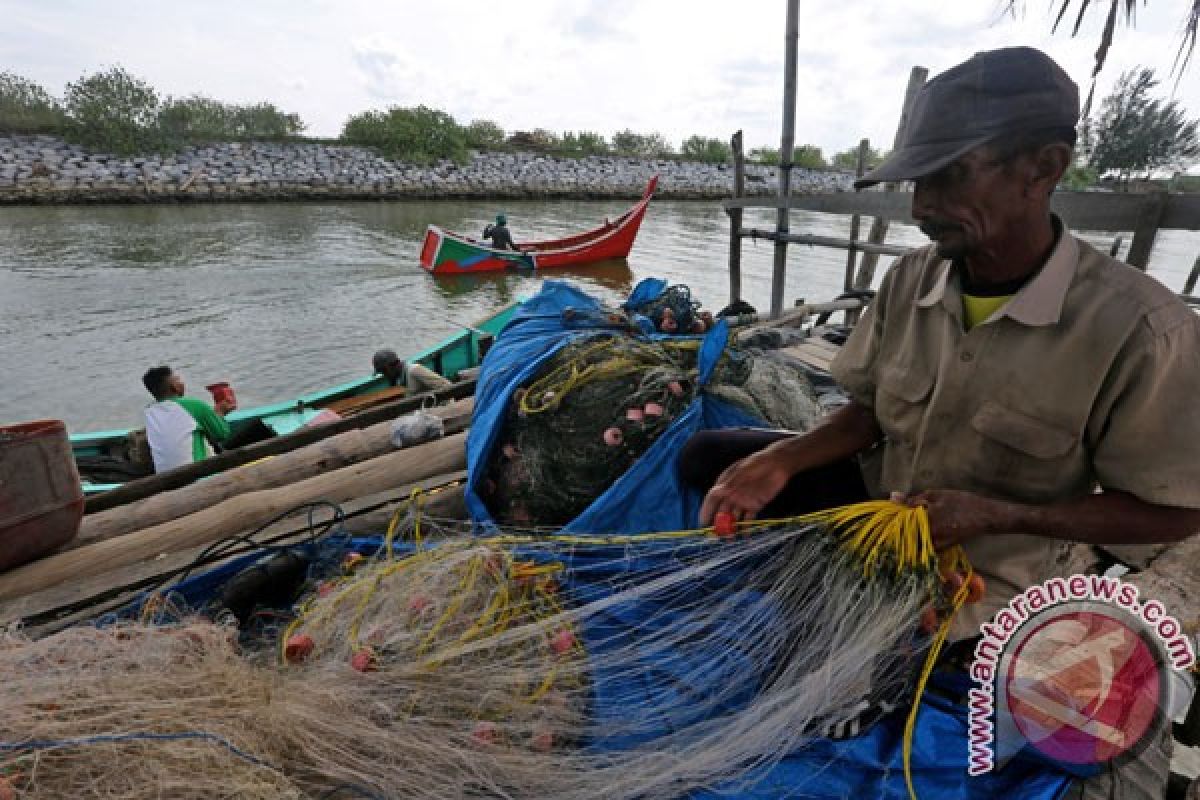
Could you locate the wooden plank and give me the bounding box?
[729,130,745,306]
[769,0,801,319]
[1126,533,1200,634]
[85,378,477,514]
[843,139,870,325]
[1127,191,1168,270]
[0,433,468,603]
[742,228,911,257]
[318,386,406,416]
[72,400,473,549]
[855,66,928,293]
[724,191,1200,233]
[9,474,469,635]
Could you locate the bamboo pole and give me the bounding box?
[728,130,746,306]
[853,66,927,291]
[768,0,800,320]
[72,399,473,549]
[84,378,477,515]
[0,433,468,603]
[741,228,910,257]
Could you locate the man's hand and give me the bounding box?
[699,449,793,525]
[892,488,1013,549]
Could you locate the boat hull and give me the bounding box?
[419,176,658,275]
[71,304,518,495]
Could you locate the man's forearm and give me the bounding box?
[767,400,883,477]
[994,490,1200,546]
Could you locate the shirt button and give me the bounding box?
[960,351,974,362]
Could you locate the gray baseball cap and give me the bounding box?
[855,47,1080,189]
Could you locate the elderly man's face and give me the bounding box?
[911,146,1028,261]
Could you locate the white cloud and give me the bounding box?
[0,0,1196,160]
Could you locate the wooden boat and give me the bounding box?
[71,304,518,496]
[418,176,658,274]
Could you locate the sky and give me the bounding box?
[2,0,1198,160]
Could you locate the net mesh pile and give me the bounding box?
[479,332,820,526]
[0,502,977,800]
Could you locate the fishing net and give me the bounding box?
[625,283,709,334]
[0,501,985,800]
[478,332,820,526]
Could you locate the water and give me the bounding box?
[0,200,1196,433]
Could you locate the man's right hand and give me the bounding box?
[699,448,793,525]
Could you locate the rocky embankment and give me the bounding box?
[0,134,853,203]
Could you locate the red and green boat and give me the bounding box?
[419,176,658,274]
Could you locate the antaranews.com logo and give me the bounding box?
[967,573,1196,775]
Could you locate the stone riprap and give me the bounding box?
[0,134,853,203]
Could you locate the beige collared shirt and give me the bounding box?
[831,220,1200,638]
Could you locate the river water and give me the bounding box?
[1,200,1197,433]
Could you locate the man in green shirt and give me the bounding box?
[142,365,234,472]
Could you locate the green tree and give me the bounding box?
[680,135,732,163]
[0,72,65,133]
[63,66,165,154]
[341,105,468,164]
[559,131,609,156]
[229,102,305,138]
[748,146,779,165]
[611,130,674,157]
[831,144,885,171]
[465,119,505,149]
[792,145,827,169]
[1080,67,1199,187]
[158,95,232,140]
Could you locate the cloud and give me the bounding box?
[563,0,634,42]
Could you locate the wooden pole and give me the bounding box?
[843,139,870,325]
[1183,254,1200,296]
[769,0,800,319]
[84,378,476,514]
[1127,190,1168,270]
[853,66,927,291]
[0,433,469,603]
[728,130,746,306]
[73,399,473,549]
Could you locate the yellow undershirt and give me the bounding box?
[962,293,1013,330]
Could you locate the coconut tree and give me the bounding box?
[1006,1,1199,79]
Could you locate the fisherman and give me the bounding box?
[372,349,453,394]
[482,214,521,251]
[689,46,1200,798]
[141,365,234,473]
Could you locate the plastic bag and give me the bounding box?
[390,410,444,449]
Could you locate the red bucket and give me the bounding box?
[0,419,84,572]
[206,382,236,407]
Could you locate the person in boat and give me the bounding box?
[141,365,234,473]
[686,46,1200,797]
[482,214,521,251]
[372,349,453,394]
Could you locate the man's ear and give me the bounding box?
[1029,143,1072,196]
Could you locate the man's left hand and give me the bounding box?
[892,489,1013,549]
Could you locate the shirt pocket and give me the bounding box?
[968,401,1079,498]
[875,364,933,448]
